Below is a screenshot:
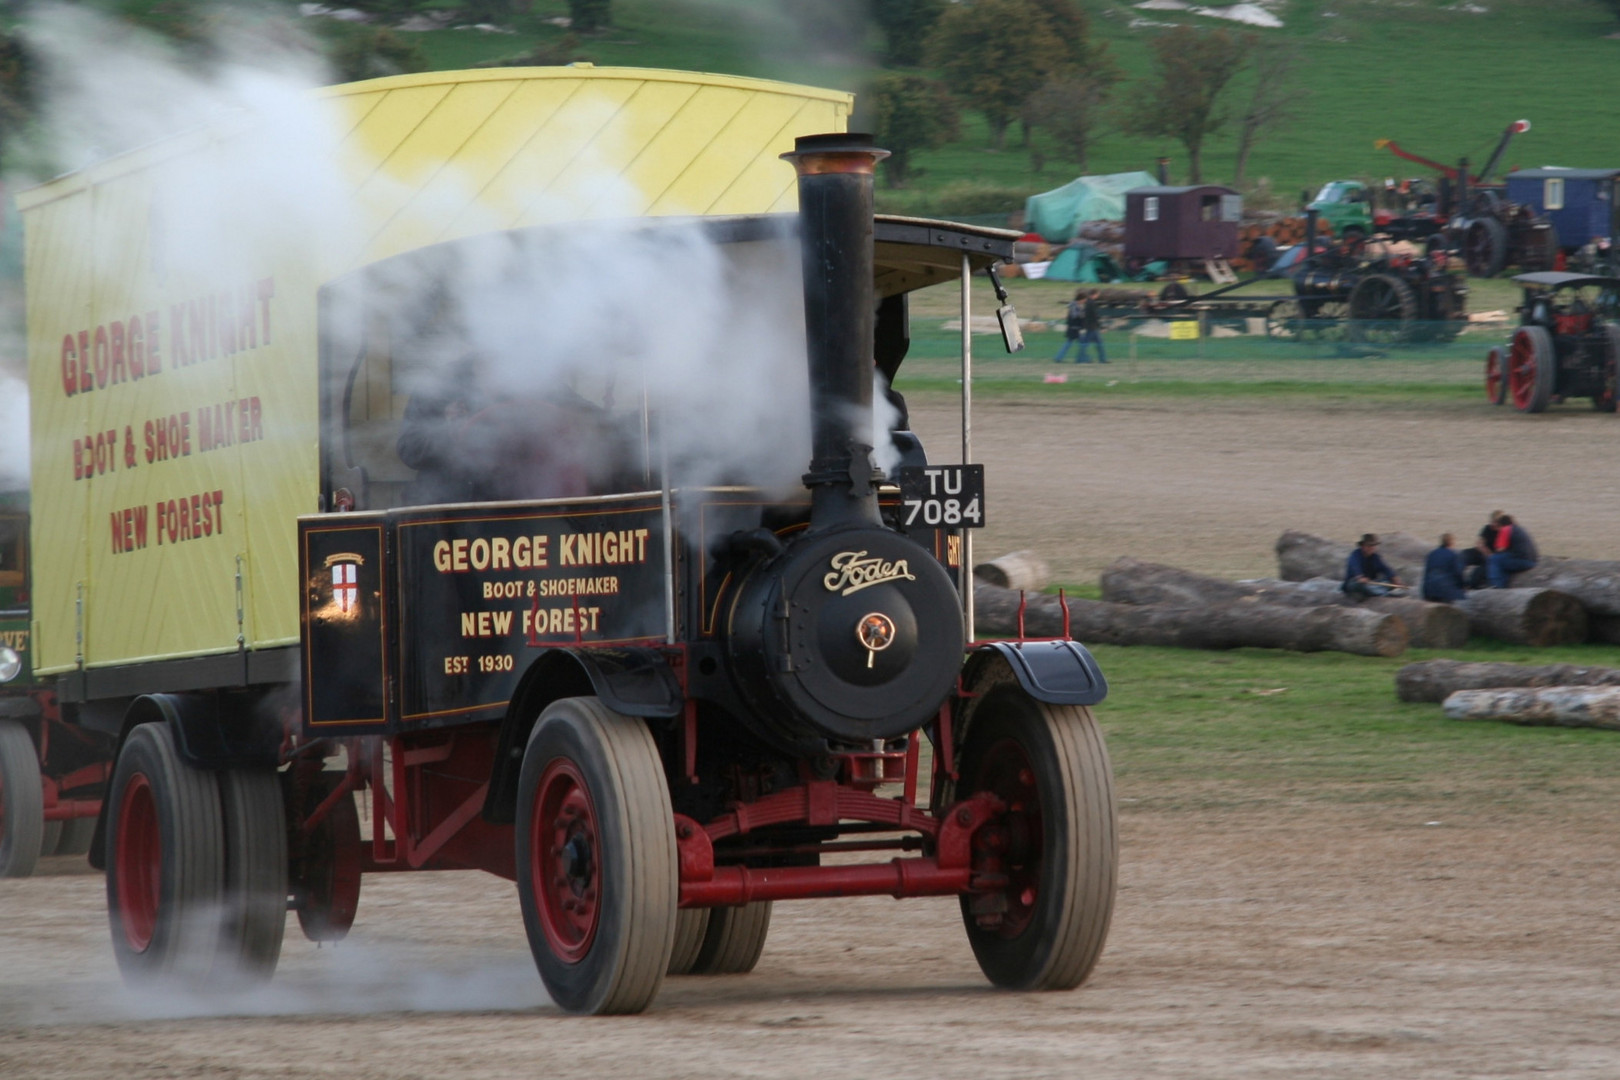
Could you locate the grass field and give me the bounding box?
[398,0,1620,215]
[1090,640,1620,817]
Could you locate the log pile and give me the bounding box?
[972,550,1051,593]
[1099,558,1467,649]
[1274,530,1598,645]
[1395,659,1620,703]
[973,581,1408,658]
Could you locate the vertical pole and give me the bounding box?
[960,253,974,643]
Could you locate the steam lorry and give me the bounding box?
[10,66,1117,1013]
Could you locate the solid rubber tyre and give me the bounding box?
[52,817,97,857]
[667,908,710,975]
[516,697,677,1015]
[689,902,772,975]
[1508,325,1555,412]
[0,719,44,878]
[1485,346,1507,405]
[952,668,1116,992]
[218,768,288,981]
[291,772,361,944]
[105,723,225,983]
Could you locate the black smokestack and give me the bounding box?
[781,133,888,528]
[1156,156,1170,185]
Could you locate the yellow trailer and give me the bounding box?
[0,66,849,879]
[21,65,851,687]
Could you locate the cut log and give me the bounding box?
[1395,659,1620,704]
[1275,529,1428,583]
[1510,559,1620,617]
[973,582,1408,657]
[1456,588,1587,647]
[972,550,1051,592]
[1442,686,1620,730]
[1100,558,1467,648]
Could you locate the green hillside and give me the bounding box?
[395,0,1620,213]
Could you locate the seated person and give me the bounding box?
[1459,509,1503,590]
[1343,533,1405,599]
[1421,533,1467,603]
[1486,513,1538,589]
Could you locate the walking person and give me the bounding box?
[1486,513,1538,588]
[1053,289,1085,363]
[1076,288,1108,364]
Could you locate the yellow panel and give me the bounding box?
[22,67,852,673]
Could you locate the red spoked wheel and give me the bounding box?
[1507,325,1555,413]
[516,697,676,1015]
[114,773,161,952]
[1484,346,1507,405]
[533,759,603,964]
[952,664,1116,992]
[104,722,224,983]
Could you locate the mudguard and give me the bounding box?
[484,647,684,824]
[968,640,1108,706]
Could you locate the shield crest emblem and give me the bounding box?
[324,553,366,615]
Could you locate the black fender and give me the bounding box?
[88,691,282,869]
[964,640,1108,707]
[483,647,684,825]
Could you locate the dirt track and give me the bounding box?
[4,395,1619,1078]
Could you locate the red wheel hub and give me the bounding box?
[973,739,1044,938]
[1507,330,1539,410]
[115,773,160,953]
[531,759,601,963]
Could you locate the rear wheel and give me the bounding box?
[689,902,772,975]
[1465,218,1508,277]
[1347,273,1418,343]
[667,908,710,975]
[53,817,97,857]
[954,674,1116,991]
[105,723,224,982]
[0,719,44,878]
[1485,346,1508,405]
[218,769,288,981]
[516,697,677,1015]
[1507,325,1556,412]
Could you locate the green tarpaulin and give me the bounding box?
[1023,171,1158,243]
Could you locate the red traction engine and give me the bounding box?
[1485,272,1620,413]
[94,135,1119,1014]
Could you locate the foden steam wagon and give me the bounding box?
[15,68,1116,1013]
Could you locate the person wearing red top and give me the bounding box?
[1486,513,1538,588]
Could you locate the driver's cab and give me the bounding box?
[315,215,1020,515]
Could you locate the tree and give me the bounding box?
[330,26,429,82]
[1232,40,1305,186]
[569,0,612,34]
[925,0,1065,150]
[1022,70,1115,173]
[872,0,945,66]
[1026,0,1103,68]
[867,73,959,188]
[1122,26,1248,183]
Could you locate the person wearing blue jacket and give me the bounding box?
[1343,533,1406,599]
[1421,533,1468,603]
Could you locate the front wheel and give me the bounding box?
[954,679,1116,991]
[516,697,677,1015]
[689,902,772,974]
[1508,325,1555,412]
